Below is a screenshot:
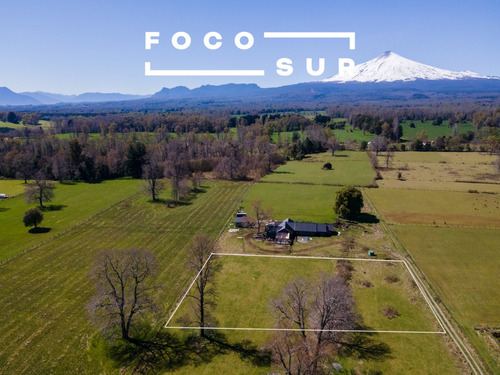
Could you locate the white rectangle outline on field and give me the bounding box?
[164,253,446,335]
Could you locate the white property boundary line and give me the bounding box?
[165,253,446,334]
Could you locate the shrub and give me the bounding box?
[336,260,354,282]
[382,306,400,319]
[361,280,374,288]
[385,275,399,283]
[322,162,332,170]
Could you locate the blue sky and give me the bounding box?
[1,0,499,94]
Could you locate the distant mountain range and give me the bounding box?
[0,88,149,106]
[1,52,499,107]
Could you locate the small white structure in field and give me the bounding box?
[0,193,8,199]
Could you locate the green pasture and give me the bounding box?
[0,179,31,197]
[0,119,52,132]
[262,151,375,186]
[0,180,250,374]
[400,120,475,140]
[0,179,142,261]
[173,255,440,332]
[168,254,459,374]
[333,127,374,143]
[242,183,339,223]
[366,188,500,228]
[393,225,500,373]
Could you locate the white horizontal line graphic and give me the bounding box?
[263,32,355,50]
[145,62,265,77]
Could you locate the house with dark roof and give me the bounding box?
[265,218,337,245]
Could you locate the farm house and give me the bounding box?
[265,218,338,245]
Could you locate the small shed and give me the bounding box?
[234,211,251,228]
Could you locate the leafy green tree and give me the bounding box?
[23,207,44,229]
[334,186,363,220]
[7,111,18,124]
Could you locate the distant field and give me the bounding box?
[0,180,142,261]
[333,127,374,143]
[168,254,459,375]
[366,188,500,228]
[393,225,500,373]
[0,179,31,197]
[55,132,101,139]
[242,183,339,223]
[376,151,500,192]
[0,180,250,374]
[0,120,52,132]
[261,151,375,186]
[400,120,475,140]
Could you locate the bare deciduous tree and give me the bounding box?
[369,136,388,156]
[269,274,357,374]
[271,278,310,338]
[250,199,273,233]
[385,149,394,170]
[142,148,165,201]
[187,234,218,337]
[24,173,55,207]
[164,140,189,201]
[88,248,158,343]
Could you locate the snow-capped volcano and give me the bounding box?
[324,51,497,83]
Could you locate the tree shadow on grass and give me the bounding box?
[338,324,392,361]
[0,207,10,212]
[162,186,210,208]
[205,331,272,367]
[28,227,51,234]
[101,328,270,373]
[357,213,380,224]
[41,204,67,212]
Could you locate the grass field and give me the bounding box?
[172,255,441,332]
[377,151,500,192]
[366,150,500,373]
[392,226,500,373]
[167,254,459,374]
[0,119,52,132]
[400,120,475,140]
[332,123,376,143]
[366,188,500,228]
[0,179,31,197]
[242,183,340,223]
[0,180,250,374]
[0,179,142,261]
[261,151,375,186]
